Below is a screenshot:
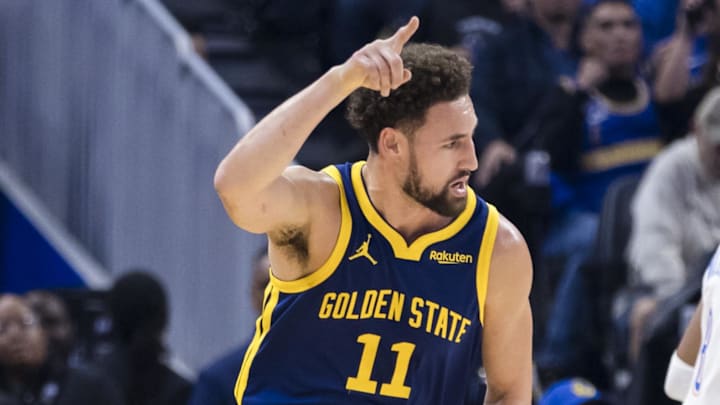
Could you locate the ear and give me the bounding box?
[377,127,405,156]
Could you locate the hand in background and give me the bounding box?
[476,139,517,187]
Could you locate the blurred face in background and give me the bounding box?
[581,2,642,69]
[0,295,47,369]
[25,291,74,358]
[530,0,581,24]
[502,0,530,15]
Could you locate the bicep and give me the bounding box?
[482,299,533,404]
[218,166,314,234]
[482,217,533,404]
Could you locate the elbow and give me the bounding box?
[214,159,245,201]
[213,161,242,216]
[213,160,230,195]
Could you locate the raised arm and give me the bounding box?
[482,216,533,405]
[213,17,419,235]
[652,1,697,103]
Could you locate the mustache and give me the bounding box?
[451,171,472,181]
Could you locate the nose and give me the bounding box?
[464,138,479,172]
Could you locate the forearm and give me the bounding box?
[214,66,354,199]
[654,33,693,102]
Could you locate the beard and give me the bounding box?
[401,149,467,217]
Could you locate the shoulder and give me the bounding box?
[654,137,696,167]
[283,165,342,194]
[269,165,342,237]
[492,215,532,274]
[638,137,696,193]
[486,214,533,303]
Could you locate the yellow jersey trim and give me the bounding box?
[234,283,281,403]
[350,161,476,261]
[476,204,499,326]
[580,138,662,173]
[269,165,352,294]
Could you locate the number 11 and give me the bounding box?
[345,333,416,399]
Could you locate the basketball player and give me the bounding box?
[214,17,533,404]
[665,244,720,404]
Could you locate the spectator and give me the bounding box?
[624,86,720,364]
[469,0,582,262]
[188,248,270,405]
[472,0,581,186]
[651,0,720,140]
[533,0,663,380]
[0,294,124,405]
[24,291,75,368]
[94,272,192,405]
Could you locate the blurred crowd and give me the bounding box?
[160,0,720,402]
[0,249,270,405]
[5,0,720,404]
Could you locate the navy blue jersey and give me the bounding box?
[574,80,662,213]
[235,161,499,404]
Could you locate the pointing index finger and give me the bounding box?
[390,16,419,51]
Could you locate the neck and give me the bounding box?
[363,157,453,243]
[608,64,636,80]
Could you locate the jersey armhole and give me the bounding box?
[476,204,499,326]
[269,165,353,294]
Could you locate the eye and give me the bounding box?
[444,140,459,149]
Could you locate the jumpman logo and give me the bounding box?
[348,234,378,265]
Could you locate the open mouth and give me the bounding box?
[449,177,469,196]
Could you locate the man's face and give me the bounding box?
[25,292,74,355]
[400,96,478,218]
[0,296,47,368]
[502,0,529,15]
[582,3,642,68]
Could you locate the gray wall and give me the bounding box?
[0,0,264,372]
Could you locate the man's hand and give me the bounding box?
[682,0,712,35]
[476,139,517,187]
[337,16,419,97]
[576,57,608,91]
[629,296,658,363]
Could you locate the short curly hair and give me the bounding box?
[346,43,472,152]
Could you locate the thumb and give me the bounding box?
[398,69,412,86]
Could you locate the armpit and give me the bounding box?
[270,226,310,266]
